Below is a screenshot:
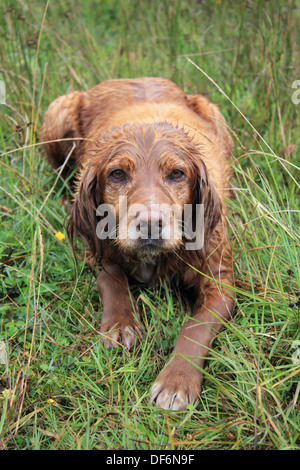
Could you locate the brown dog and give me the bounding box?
[40,77,235,410]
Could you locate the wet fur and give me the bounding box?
[40,77,235,410]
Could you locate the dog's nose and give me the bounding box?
[135,209,166,238]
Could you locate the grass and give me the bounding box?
[0,0,299,450]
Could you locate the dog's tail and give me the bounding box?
[39,91,84,178]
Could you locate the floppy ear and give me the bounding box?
[195,161,222,255]
[67,166,104,260]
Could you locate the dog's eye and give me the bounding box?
[168,169,185,180]
[109,169,126,181]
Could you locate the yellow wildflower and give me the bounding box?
[55,232,65,241]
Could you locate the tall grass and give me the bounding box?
[0,0,299,450]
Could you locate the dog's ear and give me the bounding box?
[194,161,222,256]
[68,166,104,260]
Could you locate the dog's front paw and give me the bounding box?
[100,314,143,350]
[150,356,202,410]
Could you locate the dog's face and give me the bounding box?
[69,123,221,262]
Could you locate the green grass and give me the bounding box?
[0,0,299,450]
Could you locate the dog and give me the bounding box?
[40,77,235,410]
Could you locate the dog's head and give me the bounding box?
[68,123,222,263]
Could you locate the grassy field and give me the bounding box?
[0,0,299,450]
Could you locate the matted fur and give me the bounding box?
[40,77,235,410]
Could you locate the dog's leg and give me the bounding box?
[97,264,143,349]
[150,262,235,410]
